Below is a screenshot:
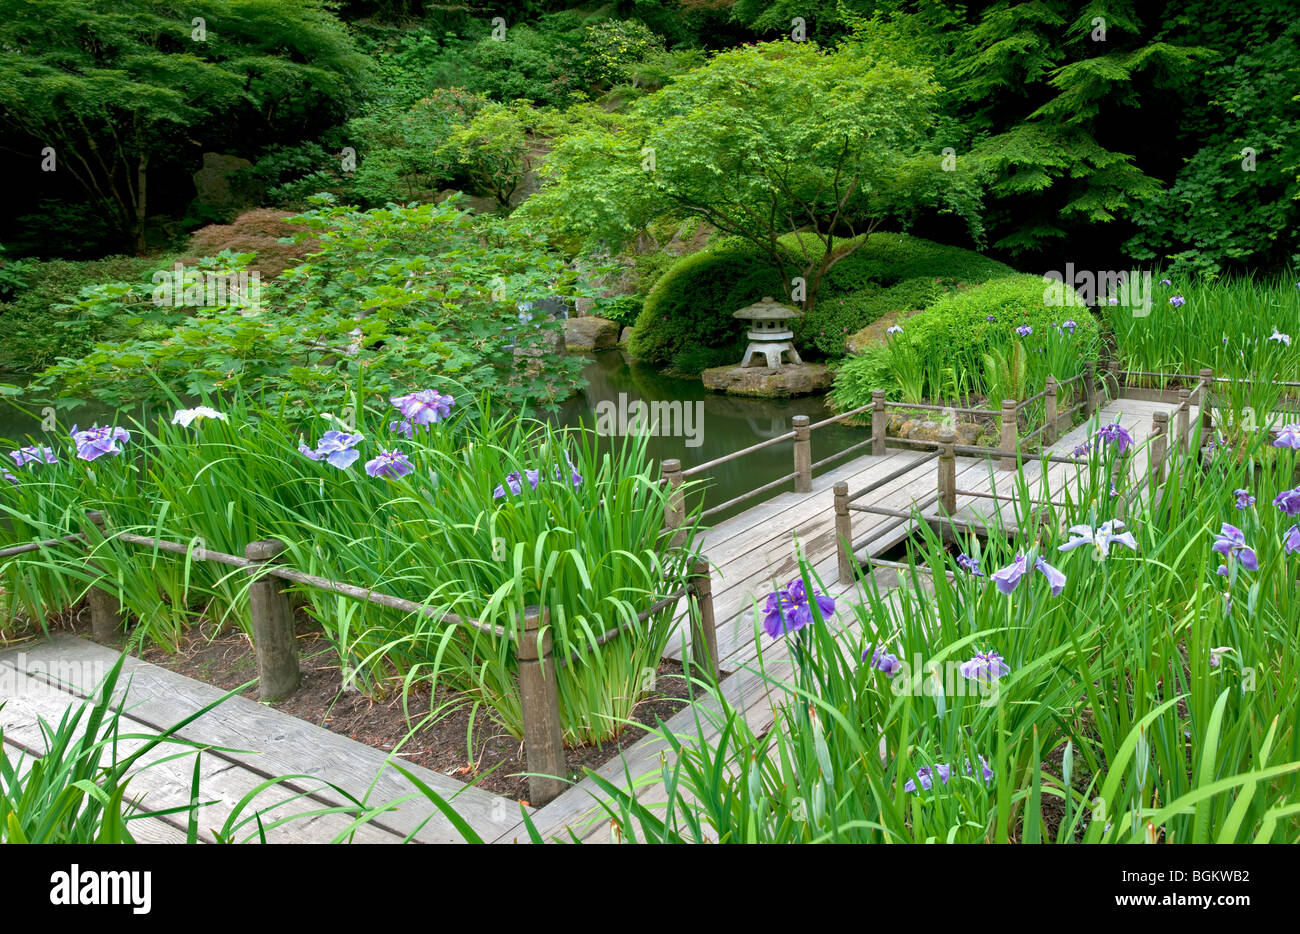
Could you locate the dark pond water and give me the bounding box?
[0,353,871,523]
[551,351,870,522]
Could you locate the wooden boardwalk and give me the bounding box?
[0,396,1187,844]
[0,634,525,843]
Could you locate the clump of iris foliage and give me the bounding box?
[0,387,703,747]
[1106,273,1300,378]
[830,275,1102,434]
[562,411,1300,842]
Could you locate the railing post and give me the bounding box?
[1176,390,1190,453]
[517,605,567,807]
[833,482,854,586]
[244,539,300,703]
[1199,367,1214,434]
[84,511,125,644]
[1000,399,1018,471]
[1150,412,1169,495]
[1044,376,1059,445]
[662,458,685,548]
[793,415,812,493]
[938,428,957,516]
[871,390,887,456]
[1084,361,1098,420]
[688,558,719,684]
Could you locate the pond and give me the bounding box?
[552,351,869,523]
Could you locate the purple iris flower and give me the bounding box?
[862,644,902,676]
[1016,325,1033,337]
[70,425,130,461]
[1170,295,1185,307]
[1233,488,1256,510]
[956,553,984,576]
[1062,319,1077,331]
[904,764,951,793]
[965,756,995,785]
[1269,328,1291,347]
[986,315,996,322]
[1059,520,1138,559]
[991,553,1067,596]
[1284,524,1300,555]
[2,469,17,485]
[1159,279,1172,286]
[390,389,454,428]
[1096,422,1135,454]
[553,465,583,489]
[1212,523,1258,572]
[1273,424,1300,449]
[9,446,58,468]
[886,325,904,335]
[299,430,363,469]
[1274,487,1300,516]
[762,578,835,639]
[1072,443,1089,458]
[364,450,414,479]
[959,651,1010,681]
[493,469,541,499]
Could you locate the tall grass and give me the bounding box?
[1105,274,1300,382]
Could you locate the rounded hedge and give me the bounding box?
[630,231,1019,364]
[800,233,1015,355]
[897,273,1101,361]
[628,237,793,365]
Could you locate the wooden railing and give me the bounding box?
[0,510,719,807]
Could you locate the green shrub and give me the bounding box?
[0,255,171,373]
[831,275,1101,411]
[801,233,1015,355]
[628,238,794,365]
[594,294,642,328]
[802,278,946,356]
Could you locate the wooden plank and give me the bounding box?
[0,669,402,843]
[0,636,525,844]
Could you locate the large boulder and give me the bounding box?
[701,363,832,397]
[563,316,620,352]
[191,152,255,214]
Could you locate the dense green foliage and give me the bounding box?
[0,255,171,373]
[802,233,1015,355]
[831,274,1101,409]
[520,41,984,317]
[631,232,1016,364]
[0,0,368,254]
[15,199,589,412]
[629,238,791,366]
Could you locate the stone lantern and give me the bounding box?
[734,296,803,370]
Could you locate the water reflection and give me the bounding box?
[550,351,870,523]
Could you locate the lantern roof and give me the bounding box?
[733,296,802,321]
